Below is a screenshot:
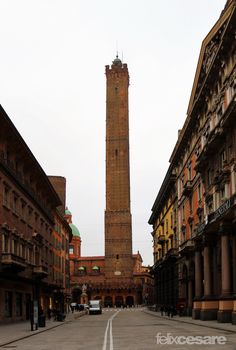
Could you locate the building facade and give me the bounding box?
[149,167,178,309]
[149,0,236,324]
[0,106,71,323]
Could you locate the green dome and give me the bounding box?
[65,208,72,215]
[78,266,85,270]
[92,266,100,270]
[70,223,80,237]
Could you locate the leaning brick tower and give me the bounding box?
[104,55,133,283]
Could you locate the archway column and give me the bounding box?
[218,223,233,323]
[200,242,218,320]
[193,249,203,319]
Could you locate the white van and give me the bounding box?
[89,300,102,315]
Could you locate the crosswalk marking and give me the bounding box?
[104,308,144,312]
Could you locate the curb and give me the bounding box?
[0,311,87,348]
[74,310,87,319]
[143,310,236,334]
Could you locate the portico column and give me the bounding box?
[187,278,193,309]
[193,249,202,319]
[203,246,212,297]
[232,232,236,324]
[221,234,231,296]
[200,243,219,320]
[218,223,233,323]
[195,250,202,298]
[232,236,236,294]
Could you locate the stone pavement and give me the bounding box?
[0,310,86,348]
[144,309,236,333]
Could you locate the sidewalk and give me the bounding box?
[0,310,86,348]
[144,309,236,333]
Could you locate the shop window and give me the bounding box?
[16,292,22,317]
[5,291,12,317]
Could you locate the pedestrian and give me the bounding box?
[47,307,52,320]
[170,305,174,318]
[167,306,170,317]
[160,305,164,316]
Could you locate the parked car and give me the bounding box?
[89,300,102,315]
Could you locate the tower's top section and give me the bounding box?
[105,54,128,75]
[112,54,122,66]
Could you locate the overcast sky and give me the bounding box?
[0,0,226,265]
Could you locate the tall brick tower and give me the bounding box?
[105,55,133,283]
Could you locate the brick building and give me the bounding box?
[149,0,236,324]
[0,106,72,323]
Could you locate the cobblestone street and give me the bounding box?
[1,308,236,350]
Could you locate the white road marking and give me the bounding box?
[102,310,120,350]
[109,314,113,350]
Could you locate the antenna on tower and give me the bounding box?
[116,40,119,58]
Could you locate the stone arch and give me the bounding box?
[126,296,134,306]
[115,296,123,307]
[104,296,112,307]
[188,260,195,311]
[72,286,82,304]
[182,264,188,303]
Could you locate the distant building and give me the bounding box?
[48,177,72,314]
[67,207,153,305]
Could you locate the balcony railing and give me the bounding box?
[157,235,166,244]
[179,240,195,256]
[1,253,27,271]
[33,265,48,278]
[182,180,193,197]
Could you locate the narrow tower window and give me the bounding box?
[115,149,118,156]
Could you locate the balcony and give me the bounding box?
[179,240,195,256]
[1,253,27,272]
[195,128,225,173]
[182,180,193,197]
[157,235,166,244]
[166,248,178,259]
[33,265,48,279]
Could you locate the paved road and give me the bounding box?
[3,308,236,350]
